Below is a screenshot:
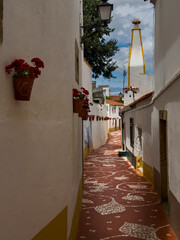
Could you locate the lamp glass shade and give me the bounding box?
[97,0,113,23]
[99,5,112,22]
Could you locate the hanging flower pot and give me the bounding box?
[81,107,88,120]
[13,76,35,101]
[5,58,44,101]
[73,98,83,113]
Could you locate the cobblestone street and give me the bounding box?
[77,131,177,240]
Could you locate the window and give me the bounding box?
[112,106,116,113]
[75,39,79,84]
[136,127,142,156]
[130,118,134,147]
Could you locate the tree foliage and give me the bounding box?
[83,0,119,79]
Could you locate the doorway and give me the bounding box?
[159,110,169,218]
[115,119,117,130]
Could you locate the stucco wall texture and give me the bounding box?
[0,1,83,240]
[154,0,180,95]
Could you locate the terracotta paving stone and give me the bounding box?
[77,131,177,240]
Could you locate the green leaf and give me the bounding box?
[83,0,119,79]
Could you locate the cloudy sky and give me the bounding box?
[95,0,155,95]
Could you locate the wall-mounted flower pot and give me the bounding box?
[81,107,88,120]
[13,76,35,101]
[73,99,83,113]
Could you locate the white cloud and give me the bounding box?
[114,47,129,70]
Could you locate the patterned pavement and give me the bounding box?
[76,131,177,240]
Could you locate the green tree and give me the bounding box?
[83,0,119,79]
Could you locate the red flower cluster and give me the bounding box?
[81,87,89,96]
[73,87,93,115]
[73,88,81,98]
[31,58,44,68]
[5,58,44,79]
[104,117,110,120]
[73,87,90,99]
[83,98,89,105]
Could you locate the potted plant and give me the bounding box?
[73,88,83,113]
[5,58,44,101]
[104,117,109,120]
[73,87,89,115]
[80,98,90,120]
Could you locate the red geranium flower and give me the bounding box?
[31,58,44,68]
[83,89,89,95]
[83,98,89,104]
[5,58,44,79]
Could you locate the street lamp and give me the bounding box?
[97,0,113,24]
[81,0,113,43]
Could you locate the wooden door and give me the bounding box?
[159,111,168,201]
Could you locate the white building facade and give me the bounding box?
[106,99,123,131]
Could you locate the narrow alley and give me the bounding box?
[77,131,177,240]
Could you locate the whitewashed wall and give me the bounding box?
[91,103,109,149]
[135,74,154,99]
[0,1,82,239]
[154,0,180,96]
[123,103,153,167]
[153,0,180,204]
[82,60,108,150]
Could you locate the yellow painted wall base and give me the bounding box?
[68,177,83,240]
[32,207,67,240]
[32,178,83,240]
[109,127,116,132]
[136,157,154,186]
[143,161,154,186]
[84,145,90,158]
[136,156,143,175]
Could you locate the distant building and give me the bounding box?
[92,81,96,90]
[106,96,124,131]
[98,85,110,97]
